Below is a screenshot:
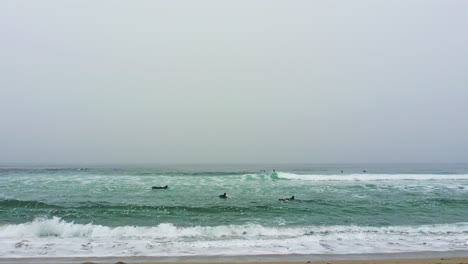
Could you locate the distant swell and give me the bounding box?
[0,199,59,209]
[276,172,468,181]
[0,199,282,213]
[0,168,254,177]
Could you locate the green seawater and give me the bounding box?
[1,163,468,227]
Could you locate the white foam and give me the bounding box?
[277,172,468,181]
[1,217,468,257]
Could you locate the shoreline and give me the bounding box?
[1,251,468,264]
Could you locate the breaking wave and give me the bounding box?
[276,172,468,181]
[1,217,468,257]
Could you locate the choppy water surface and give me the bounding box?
[1,164,468,257]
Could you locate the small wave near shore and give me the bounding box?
[1,217,468,257]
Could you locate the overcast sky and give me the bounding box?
[1,1,467,164]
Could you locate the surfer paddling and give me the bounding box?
[152,185,168,189]
[279,196,294,201]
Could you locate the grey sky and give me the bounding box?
[1,1,467,164]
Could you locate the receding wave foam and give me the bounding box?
[277,172,468,181]
[1,217,468,257]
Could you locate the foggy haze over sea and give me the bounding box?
[1,1,467,164]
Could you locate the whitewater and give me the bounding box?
[1,164,468,258]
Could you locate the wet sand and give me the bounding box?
[64,257,468,264]
[1,258,468,264]
[1,253,468,264]
[61,257,468,264]
[85,258,468,264]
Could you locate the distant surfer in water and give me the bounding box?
[152,185,168,189]
[279,196,294,201]
[219,193,228,199]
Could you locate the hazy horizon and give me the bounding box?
[1,1,468,164]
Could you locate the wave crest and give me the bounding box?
[2,217,468,239]
[2,217,468,257]
[276,172,468,181]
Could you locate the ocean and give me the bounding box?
[1,163,468,259]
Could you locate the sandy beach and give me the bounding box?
[306,258,468,264]
[136,259,468,264]
[73,259,468,264]
[2,258,468,264]
[71,258,468,264]
[2,256,468,264]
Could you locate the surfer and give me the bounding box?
[279,196,294,201]
[219,192,228,199]
[152,185,168,189]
